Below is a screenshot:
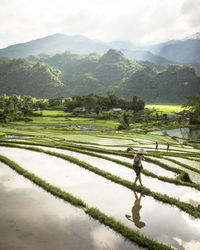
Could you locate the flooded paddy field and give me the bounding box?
[165,157,200,171]
[160,158,200,185]
[21,144,176,179]
[0,161,139,250]
[0,145,200,249]
[1,126,200,250]
[55,134,200,155]
[15,145,200,205]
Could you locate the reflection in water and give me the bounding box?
[150,127,200,141]
[0,162,142,250]
[125,192,145,229]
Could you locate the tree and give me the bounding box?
[182,95,200,124]
[118,111,133,130]
[48,97,64,109]
[132,96,145,112]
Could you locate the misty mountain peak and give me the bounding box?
[184,32,200,40]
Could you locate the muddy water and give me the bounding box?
[26,145,200,205]
[0,161,140,250]
[1,147,200,249]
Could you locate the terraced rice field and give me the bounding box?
[0,130,200,250]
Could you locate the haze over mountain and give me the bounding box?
[0,32,200,70]
[147,32,200,63]
[0,34,109,59]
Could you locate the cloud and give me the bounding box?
[52,0,187,45]
[0,0,198,48]
[181,0,200,29]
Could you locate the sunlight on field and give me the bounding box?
[145,104,184,114]
[17,116,119,129]
[33,110,68,115]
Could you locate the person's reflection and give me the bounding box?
[125,191,145,229]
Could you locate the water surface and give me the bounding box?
[1,146,200,249]
[150,128,200,141]
[161,157,200,185]
[0,161,140,250]
[29,145,200,205]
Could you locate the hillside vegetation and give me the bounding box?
[0,49,200,103]
[0,57,65,98]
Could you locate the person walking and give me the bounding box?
[166,142,170,152]
[155,140,158,151]
[133,148,147,186]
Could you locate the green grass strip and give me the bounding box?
[0,154,86,208]
[148,150,199,159]
[163,157,200,174]
[85,207,173,250]
[1,142,200,218]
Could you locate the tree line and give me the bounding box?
[0,93,199,126]
[0,93,145,123]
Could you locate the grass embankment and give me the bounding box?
[0,154,173,250]
[163,157,200,174]
[147,151,200,176]
[1,142,200,218]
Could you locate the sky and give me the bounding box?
[0,0,199,49]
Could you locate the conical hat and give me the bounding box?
[137,148,147,154]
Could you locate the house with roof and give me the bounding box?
[72,107,86,115]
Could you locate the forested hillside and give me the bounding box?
[0,57,65,98]
[120,65,200,103]
[0,50,200,103]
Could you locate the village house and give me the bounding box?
[162,114,181,122]
[72,107,86,115]
[112,108,122,114]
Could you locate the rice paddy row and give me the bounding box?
[1,141,200,219]
[0,154,172,250]
[1,126,200,250]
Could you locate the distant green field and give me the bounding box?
[145,104,185,114]
[29,117,67,123]
[33,110,69,116]
[14,116,119,129]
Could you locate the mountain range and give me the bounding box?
[1,33,200,65]
[0,33,200,103]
